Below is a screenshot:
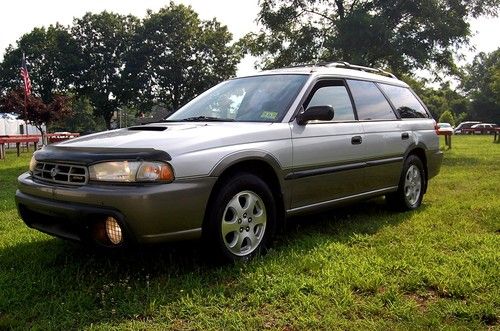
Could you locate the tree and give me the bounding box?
[0,89,71,140]
[49,96,106,134]
[438,110,456,126]
[124,3,242,112]
[461,49,500,123]
[71,12,139,129]
[0,24,80,102]
[244,0,499,74]
[402,76,469,120]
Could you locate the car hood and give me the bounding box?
[55,122,290,157]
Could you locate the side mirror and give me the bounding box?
[296,105,334,125]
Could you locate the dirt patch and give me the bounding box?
[404,289,439,312]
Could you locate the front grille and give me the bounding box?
[33,162,88,185]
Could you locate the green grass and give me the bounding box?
[0,136,499,330]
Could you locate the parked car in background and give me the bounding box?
[437,123,454,135]
[454,121,480,134]
[16,62,443,262]
[470,123,497,134]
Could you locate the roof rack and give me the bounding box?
[278,61,397,79]
[323,61,397,79]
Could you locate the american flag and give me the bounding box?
[20,53,32,96]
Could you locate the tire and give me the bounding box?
[386,155,426,211]
[203,172,277,263]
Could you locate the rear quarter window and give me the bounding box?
[379,84,429,119]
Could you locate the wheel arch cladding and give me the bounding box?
[204,158,285,231]
[406,147,428,193]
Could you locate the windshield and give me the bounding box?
[167,74,308,122]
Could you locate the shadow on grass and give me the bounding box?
[442,156,483,167]
[0,197,415,329]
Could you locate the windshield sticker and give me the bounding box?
[260,111,278,120]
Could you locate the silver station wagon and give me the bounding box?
[16,62,443,261]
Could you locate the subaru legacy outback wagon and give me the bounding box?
[16,62,443,261]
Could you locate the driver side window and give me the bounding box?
[305,80,355,121]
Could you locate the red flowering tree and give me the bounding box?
[0,88,72,142]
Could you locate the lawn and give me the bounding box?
[0,136,499,330]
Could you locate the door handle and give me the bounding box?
[402,132,409,140]
[351,136,362,145]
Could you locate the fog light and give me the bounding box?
[105,217,123,245]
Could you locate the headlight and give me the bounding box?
[89,161,174,183]
[29,155,37,172]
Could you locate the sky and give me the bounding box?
[0,0,499,76]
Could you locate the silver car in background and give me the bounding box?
[16,62,443,262]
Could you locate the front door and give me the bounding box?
[289,79,365,210]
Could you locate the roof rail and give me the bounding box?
[323,61,397,79]
[277,61,397,79]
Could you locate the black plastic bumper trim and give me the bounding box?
[33,145,171,165]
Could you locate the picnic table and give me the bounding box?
[494,128,500,143]
[0,136,40,159]
[0,132,80,160]
[46,132,80,143]
[437,130,453,149]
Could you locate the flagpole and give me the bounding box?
[24,81,28,137]
[23,53,28,137]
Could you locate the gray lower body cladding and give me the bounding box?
[15,173,217,244]
[426,149,444,179]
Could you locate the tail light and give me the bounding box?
[433,120,439,135]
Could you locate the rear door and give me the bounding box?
[289,79,365,209]
[346,79,406,191]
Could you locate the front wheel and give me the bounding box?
[386,155,426,211]
[204,173,276,262]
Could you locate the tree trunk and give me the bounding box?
[103,111,113,130]
[335,0,345,19]
[37,125,47,145]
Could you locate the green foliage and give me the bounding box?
[49,96,106,134]
[0,136,499,329]
[0,24,80,102]
[0,4,241,130]
[71,12,139,129]
[245,0,499,74]
[124,2,242,111]
[462,49,500,123]
[438,110,455,126]
[402,77,470,120]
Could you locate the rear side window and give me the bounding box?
[346,80,396,120]
[379,84,429,118]
[305,81,355,121]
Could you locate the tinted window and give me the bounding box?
[306,82,355,121]
[379,84,429,118]
[347,80,396,120]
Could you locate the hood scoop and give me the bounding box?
[128,126,167,131]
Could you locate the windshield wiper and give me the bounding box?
[180,116,234,122]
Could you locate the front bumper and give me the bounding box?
[15,173,217,244]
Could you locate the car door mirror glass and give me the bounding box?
[296,105,334,125]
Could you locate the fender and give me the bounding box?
[209,149,291,209]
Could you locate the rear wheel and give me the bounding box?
[204,172,276,262]
[386,155,426,211]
